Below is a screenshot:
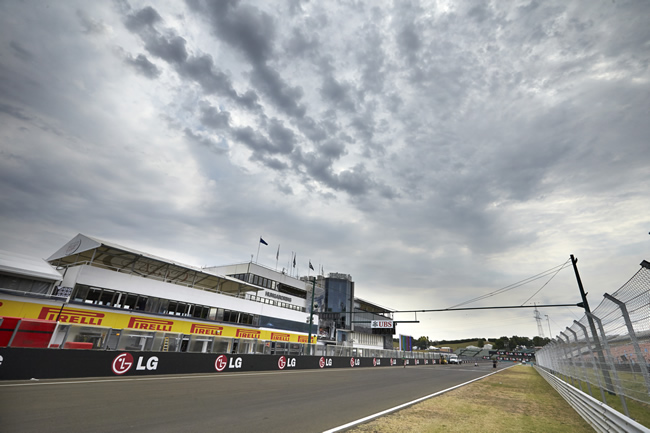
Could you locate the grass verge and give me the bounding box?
[348,366,594,433]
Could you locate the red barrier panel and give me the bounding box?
[9,318,57,348]
[0,317,21,347]
[63,342,93,350]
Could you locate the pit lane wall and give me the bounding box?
[0,348,431,380]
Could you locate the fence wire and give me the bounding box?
[536,260,650,410]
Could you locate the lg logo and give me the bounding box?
[215,355,243,372]
[319,357,332,368]
[278,356,296,370]
[112,353,133,375]
[111,353,158,375]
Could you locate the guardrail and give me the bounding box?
[536,366,649,433]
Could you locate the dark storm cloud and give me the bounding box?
[124,53,161,79]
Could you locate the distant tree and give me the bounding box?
[495,336,509,350]
[415,336,430,350]
[478,339,485,348]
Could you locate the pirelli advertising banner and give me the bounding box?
[0,299,315,344]
[0,347,432,380]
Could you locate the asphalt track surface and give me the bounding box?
[0,362,510,433]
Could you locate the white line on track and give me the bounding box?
[323,365,516,433]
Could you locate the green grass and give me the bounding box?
[349,366,594,433]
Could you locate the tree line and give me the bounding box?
[407,335,551,350]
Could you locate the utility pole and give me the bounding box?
[534,303,545,337]
[570,254,614,393]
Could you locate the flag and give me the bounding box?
[259,237,268,245]
[309,260,314,271]
[293,254,296,268]
[276,245,280,261]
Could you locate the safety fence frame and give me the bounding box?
[535,260,650,421]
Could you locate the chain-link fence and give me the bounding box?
[535,260,650,416]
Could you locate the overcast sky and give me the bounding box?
[1,0,649,342]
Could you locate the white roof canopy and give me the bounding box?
[0,249,63,281]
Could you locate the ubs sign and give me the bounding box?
[371,320,393,329]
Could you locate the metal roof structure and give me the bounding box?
[47,234,260,297]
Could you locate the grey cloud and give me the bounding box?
[357,27,386,94]
[122,6,260,110]
[200,106,231,130]
[124,53,161,79]
[233,126,289,156]
[249,63,306,118]
[184,128,228,155]
[335,164,373,196]
[318,139,346,160]
[9,41,33,61]
[0,103,31,121]
[294,116,328,143]
[397,25,421,53]
[320,76,355,111]
[283,28,319,58]
[124,6,162,32]
[188,1,276,64]
[267,119,296,154]
[186,0,307,117]
[76,9,109,34]
[145,34,188,65]
[253,155,289,171]
[181,55,261,109]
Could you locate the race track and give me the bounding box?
[0,362,509,432]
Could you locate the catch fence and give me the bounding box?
[535,260,650,417]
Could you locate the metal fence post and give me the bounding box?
[560,332,579,388]
[566,327,588,395]
[573,320,603,402]
[586,311,629,417]
[603,293,650,395]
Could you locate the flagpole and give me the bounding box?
[256,235,262,263]
[275,244,280,270]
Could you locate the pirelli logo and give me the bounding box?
[190,323,223,336]
[128,317,174,332]
[270,332,291,342]
[236,329,261,339]
[38,307,104,325]
[298,335,314,343]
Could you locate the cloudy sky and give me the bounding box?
[1,0,649,342]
